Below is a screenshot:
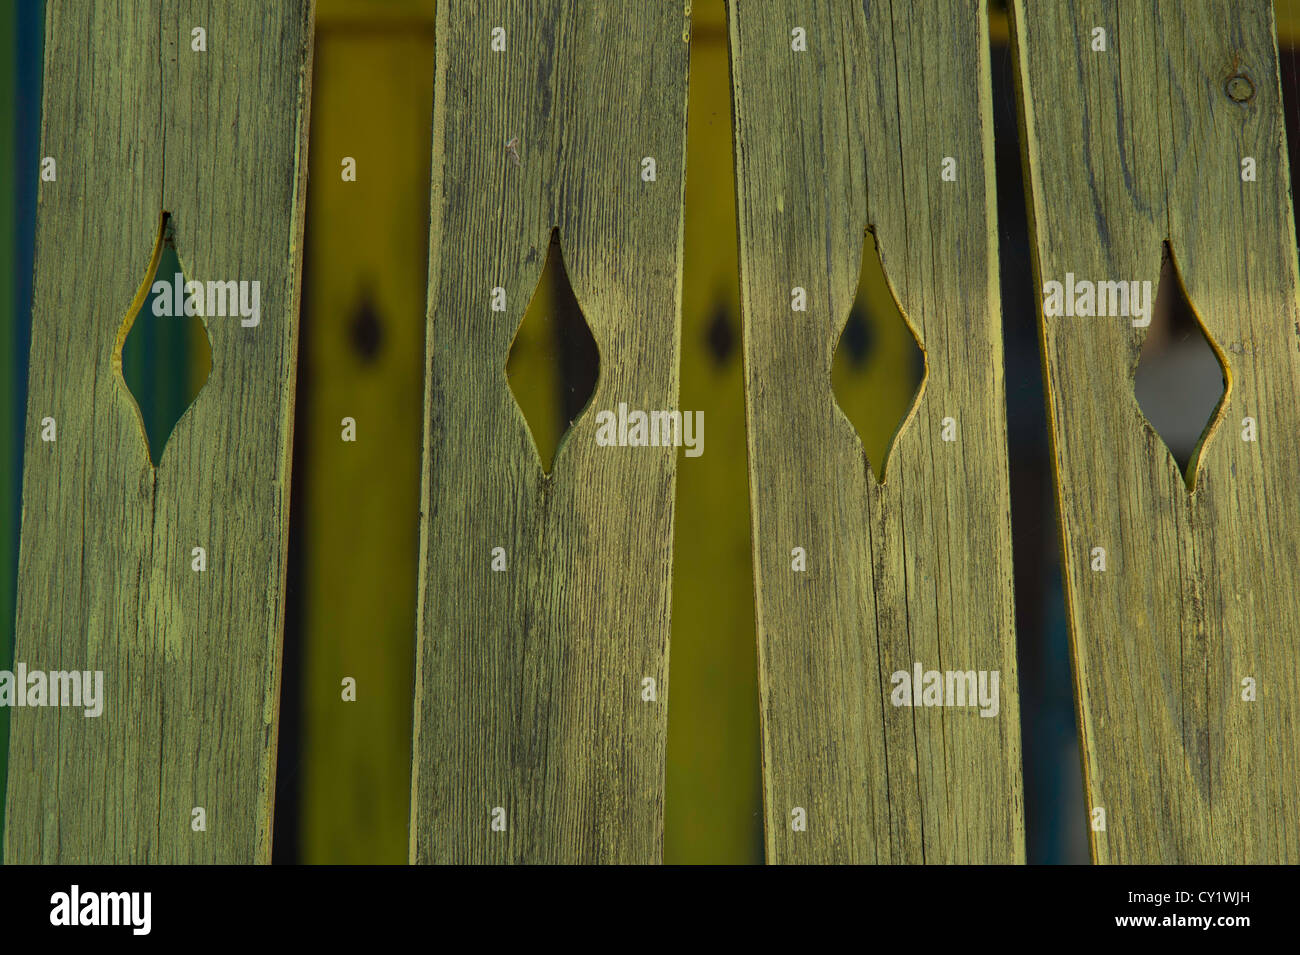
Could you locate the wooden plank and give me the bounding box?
[4,0,314,863]
[728,0,1024,862]
[410,1,690,864]
[1010,0,1300,862]
[293,19,432,864]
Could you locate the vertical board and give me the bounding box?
[728,0,1024,862]
[1011,0,1300,862]
[410,2,690,862]
[4,0,313,862]
[664,0,764,864]
[294,9,433,865]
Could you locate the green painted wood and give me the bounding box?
[728,0,1024,862]
[4,0,314,863]
[1011,0,1300,862]
[410,0,690,863]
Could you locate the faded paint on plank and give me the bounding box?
[4,0,314,863]
[410,1,690,863]
[728,0,1024,862]
[1011,0,1300,862]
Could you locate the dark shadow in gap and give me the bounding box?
[990,9,1091,864]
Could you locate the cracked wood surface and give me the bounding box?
[728,0,1024,862]
[409,1,690,863]
[4,0,313,862]
[1011,0,1300,862]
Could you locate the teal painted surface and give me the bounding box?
[1,0,44,862]
[119,236,212,465]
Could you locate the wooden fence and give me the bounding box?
[3,0,1297,864]
[1015,0,1300,863]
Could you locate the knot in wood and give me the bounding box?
[1225,73,1255,104]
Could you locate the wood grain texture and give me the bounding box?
[4,0,313,862]
[1011,0,1300,862]
[728,0,1024,862]
[410,1,689,863]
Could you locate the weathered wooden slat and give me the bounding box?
[4,0,313,863]
[1011,0,1300,862]
[410,2,690,863]
[728,0,1024,862]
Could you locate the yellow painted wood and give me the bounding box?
[410,0,690,863]
[664,2,763,864]
[728,0,1024,863]
[295,25,431,865]
[503,248,570,472]
[830,238,927,484]
[1276,0,1300,43]
[4,0,314,862]
[316,0,435,29]
[1012,0,1300,863]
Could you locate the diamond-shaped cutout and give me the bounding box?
[1134,242,1228,491]
[831,228,926,484]
[506,230,599,474]
[115,213,213,465]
